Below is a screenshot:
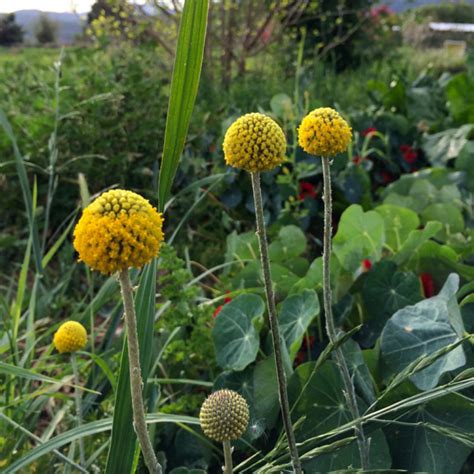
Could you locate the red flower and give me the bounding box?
[352,155,361,165]
[362,127,377,137]
[298,181,317,200]
[361,259,372,271]
[400,144,418,164]
[381,170,394,184]
[420,273,435,298]
[213,291,232,318]
[294,336,316,366]
[301,335,315,349]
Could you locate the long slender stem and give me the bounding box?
[71,353,85,466]
[321,156,370,470]
[223,440,233,474]
[119,269,162,474]
[250,172,302,474]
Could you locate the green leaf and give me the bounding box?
[270,93,293,120]
[279,290,319,361]
[105,260,157,474]
[225,230,258,264]
[288,361,391,471]
[339,338,377,405]
[333,204,385,273]
[253,357,280,432]
[393,221,442,266]
[421,203,464,241]
[422,124,473,167]
[212,294,264,371]
[291,257,323,293]
[385,389,474,474]
[269,225,307,262]
[157,0,208,210]
[374,204,419,253]
[445,72,474,125]
[360,261,422,345]
[455,141,474,192]
[381,274,466,390]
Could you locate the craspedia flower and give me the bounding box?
[223,113,286,172]
[298,107,352,157]
[199,389,249,442]
[53,321,87,353]
[73,189,164,275]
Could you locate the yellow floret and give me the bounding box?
[53,321,87,353]
[223,113,287,172]
[199,389,249,442]
[73,189,164,275]
[298,107,352,157]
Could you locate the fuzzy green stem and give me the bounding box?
[119,269,162,474]
[223,440,233,474]
[71,353,85,466]
[250,172,302,474]
[321,155,370,470]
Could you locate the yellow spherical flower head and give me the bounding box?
[223,113,286,172]
[199,389,249,442]
[53,321,87,353]
[298,107,352,157]
[73,189,164,275]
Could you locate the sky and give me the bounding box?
[0,0,147,13]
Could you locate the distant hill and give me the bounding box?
[387,0,464,13]
[14,10,85,44]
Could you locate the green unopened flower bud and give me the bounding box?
[199,389,249,442]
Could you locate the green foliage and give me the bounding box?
[2,10,474,473]
[333,205,385,273]
[34,14,58,45]
[0,14,23,46]
[212,294,264,371]
[381,274,466,390]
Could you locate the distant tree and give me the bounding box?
[34,14,58,45]
[0,13,24,46]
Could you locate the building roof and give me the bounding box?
[429,22,474,33]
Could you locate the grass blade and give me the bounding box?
[157,0,209,211]
[4,413,199,474]
[0,109,43,273]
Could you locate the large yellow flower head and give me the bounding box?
[199,389,249,442]
[73,189,164,275]
[223,113,286,172]
[53,321,87,353]
[298,107,352,157]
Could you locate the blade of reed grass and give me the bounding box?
[157,0,209,211]
[106,1,209,471]
[4,413,199,474]
[0,109,42,273]
[0,361,99,394]
[105,260,157,473]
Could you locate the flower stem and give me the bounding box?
[119,269,161,474]
[321,155,370,470]
[223,440,233,474]
[250,172,302,474]
[71,353,85,466]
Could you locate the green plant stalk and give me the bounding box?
[119,269,162,474]
[71,353,85,466]
[250,172,302,474]
[321,156,370,470]
[223,440,233,474]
